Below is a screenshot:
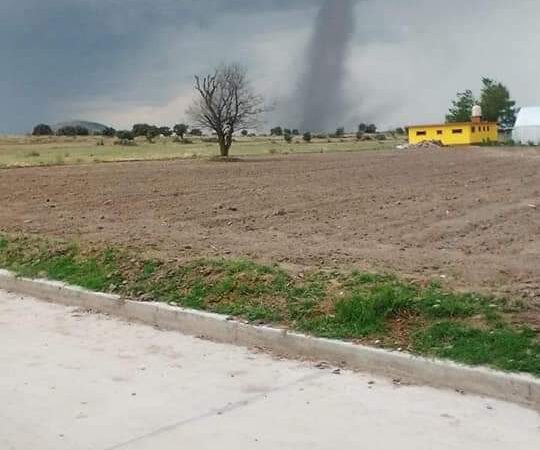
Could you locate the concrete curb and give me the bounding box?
[1,269,538,409]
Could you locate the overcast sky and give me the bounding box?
[2,0,540,133]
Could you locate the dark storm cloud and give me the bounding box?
[2,0,540,133]
[0,0,313,133]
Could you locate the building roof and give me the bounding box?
[514,107,540,128]
[407,121,496,129]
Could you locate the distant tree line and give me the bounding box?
[32,117,392,149]
[270,127,300,136]
[32,124,92,137]
[269,124,382,143]
[31,122,203,143]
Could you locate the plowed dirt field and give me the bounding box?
[1,147,539,309]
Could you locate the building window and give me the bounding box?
[487,126,490,131]
[416,131,427,136]
[437,130,443,135]
[472,127,476,133]
[452,129,463,134]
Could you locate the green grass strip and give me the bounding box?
[0,233,537,377]
[413,322,540,375]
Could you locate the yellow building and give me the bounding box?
[407,121,498,146]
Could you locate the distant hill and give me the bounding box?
[52,121,110,134]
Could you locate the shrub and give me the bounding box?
[335,127,345,137]
[74,126,89,136]
[115,139,137,147]
[32,124,53,136]
[145,126,160,142]
[241,129,248,137]
[101,127,116,137]
[302,132,312,142]
[173,136,193,144]
[56,126,78,136]
[366,124,377,134]
[159,126,172,137]
[116,130,134,140]
[375,134,387,141]
[132,123,153,137]
[270,127,283,136]
[56,125,89,136]
[292,129,300,136]
[356,131,364,140]
[190,128,203,136]
[173,124,189,139]
[115,130,135,145]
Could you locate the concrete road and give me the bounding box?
[1,290,539,450]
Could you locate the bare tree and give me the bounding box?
[187,63,264,157]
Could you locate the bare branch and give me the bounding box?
[187,63,265,157]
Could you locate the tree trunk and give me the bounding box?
[218,132,233,157]
[219,137,229,157]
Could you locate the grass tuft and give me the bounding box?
[417,285,500,321]
[0,236,121,291]
[300,283,416,338]
[413,321,540,375]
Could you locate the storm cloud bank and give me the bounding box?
[298,0,355,131]
[0,0,313,133]
[2,0,540,134]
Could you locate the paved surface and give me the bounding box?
[1,290,539,450]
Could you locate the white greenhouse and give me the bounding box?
[513,107,540,145]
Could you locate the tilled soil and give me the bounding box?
[1,147,539,307]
